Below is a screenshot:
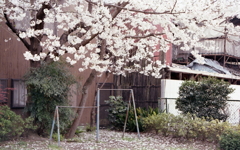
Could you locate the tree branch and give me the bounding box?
[171,0,178,13]
[72,1,129,48]
[3,13,30,50]
[110,2,129,19]
[125,33,165,39]
[34,3,52,30]
[85,0,185,15]
[59,22,89,45]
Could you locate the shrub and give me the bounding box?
[105,96,158,131]
[0,105,36,141]
[126,107,158,132]
[143,112,174,135]
[143,112,232,142]
[176,77,234,121]
[24,61,76,136]
[105,96,128,130]
[52,133,64,141]
[219,129,240,150]
[169,113,196,139]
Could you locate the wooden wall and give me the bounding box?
[115,73,161,108]
[0,22,30,79]
[0,22,114,125]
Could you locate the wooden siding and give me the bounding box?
[0,22,114,125]
[0,23,30,79]
[115,73,161,108]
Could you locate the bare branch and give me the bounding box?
[111,2,129,19]
[73,1,129,47]
[85,0,185,15]
[59,22,89,45]
[3,13,30,50]
[125,33,165,39]
[171,0,178,13]
[81,33,99,46]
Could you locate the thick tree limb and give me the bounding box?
[34,3,52,30]
[3,13,30,50]
[66,1,131,139]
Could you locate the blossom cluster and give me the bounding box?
[1,0,240,78]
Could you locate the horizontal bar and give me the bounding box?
[98,89,133,91]
[57,106,97,108]
[158,99,240,101]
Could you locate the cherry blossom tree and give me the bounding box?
[1,0,240,138]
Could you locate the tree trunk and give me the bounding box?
[65,70,97,139]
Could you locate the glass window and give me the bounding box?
[11,79,27,108]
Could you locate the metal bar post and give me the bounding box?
[56,106,60,146]
[96,89,100,142]
[122,93,132,138]
[49,107,57,142]
[131,90,140,139]
[165,98,168,113]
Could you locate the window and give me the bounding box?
[11,79,27,108]
[0,79,8,104]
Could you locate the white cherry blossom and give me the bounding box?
[1,0,240,78]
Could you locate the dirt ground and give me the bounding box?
[0,130,218,150]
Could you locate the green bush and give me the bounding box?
[105,96,158,132]
[24,61,76,136]
[169,114,196,139]
[126,107,158,132]
[219,129,240,150]
[105,96,128,130]
[143,112,174,135]
[52,133,64,141]
[176,77,234,121]
[0,105,36,141]
[143,112,231,142]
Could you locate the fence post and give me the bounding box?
[158,97,161,113]
[96,89,100,142]
[49,107,57,142]
[165,98,168,113]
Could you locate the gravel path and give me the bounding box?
[0,130,218,150]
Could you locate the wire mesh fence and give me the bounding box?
[158,98,240,125]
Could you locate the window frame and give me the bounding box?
[11,79,27,109]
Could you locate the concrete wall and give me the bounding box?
[161,79,240,124]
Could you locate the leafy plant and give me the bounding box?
[143,112,174,135]
[24,61,76,136]
[105,96,128,130]
[85,124,96,132]
[105,96,158,132]
[52,133,64,141]
[219,128,240,150]
[126,107,158,132]
[176,77,234,121]
[0,105,36,141]
[143,112,232,142]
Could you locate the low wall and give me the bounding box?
[160,79,240,124]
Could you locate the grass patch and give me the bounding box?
[48,144,63,150]
[122,137,135,142]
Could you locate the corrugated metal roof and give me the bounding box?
[187,58,232,75]
[169,58,240,80]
